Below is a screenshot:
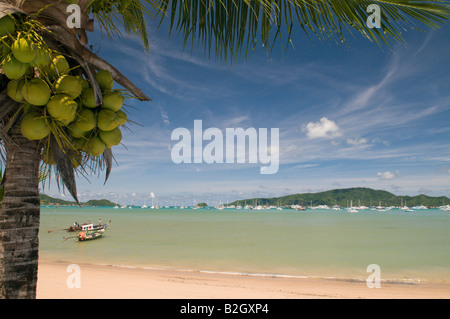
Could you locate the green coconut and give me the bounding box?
[76,75,90,90]
[11,37,36,63]
[68,123,87,138]
[74,108,96,132]
[88,137,106,156]
[55,75,83,99]
[72,137,88,151]
[95,69,114,91]
[2,56,28,80]
[21,112,50,140]
[46,55,70,79]
[99,127,122,148]
[0,15,16,36]
[97,109,119,131]
[81,88,97,108]
[102,91,124,112]
[22,78,51,106]
[22,102,37,114]
[6,79,25,102]
[116,110,128,126]
[31,48,51,67]
[46,94,77,123]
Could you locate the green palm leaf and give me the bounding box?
[154,0,450,62]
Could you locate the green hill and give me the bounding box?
[39,194,118,207]
[229,187,449,208]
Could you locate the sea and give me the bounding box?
[39,206,450,284]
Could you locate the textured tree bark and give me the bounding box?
[0,131,41,299]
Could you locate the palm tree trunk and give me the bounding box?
[0,130,41,299]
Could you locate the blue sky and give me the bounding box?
[44,15,450,206]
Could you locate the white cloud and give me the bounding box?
[302,117,342,139]
[160,108,170,125]
[346,137,368,146]
[377,171,397,180]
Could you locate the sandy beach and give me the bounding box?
[36,260,450,299]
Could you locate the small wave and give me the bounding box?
[90,262,425,285]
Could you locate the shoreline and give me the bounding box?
[36,260,450,299]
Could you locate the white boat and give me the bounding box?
[412,205,428,209]
[439,205,450,211]
[404,208,415,213]
[113,205,119,209]
[347,201,358,213]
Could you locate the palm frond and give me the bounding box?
[156,0,450,62]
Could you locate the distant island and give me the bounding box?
[228,187,450,208]
[40,194,118,207]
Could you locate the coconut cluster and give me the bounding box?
[1,15,128,163]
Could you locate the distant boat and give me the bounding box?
[347,200,358,213]
[412,205,428,210]
[113,205,119,209]
[402,201,414,212]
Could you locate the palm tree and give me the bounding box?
[0,0,448,299]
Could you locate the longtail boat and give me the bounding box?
[49,220,111,233]
[77,228,104,241]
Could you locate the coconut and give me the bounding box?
[6,79,25,102]
[46,94,77,123]
[95,69,114,91]
[74,108,96,132]
[102,91,124,112]
[99,127,122,148]
[55,75,83,99]
[76,76,90,90]
[12,37,36,63]
[46,55,70,79]
[2,56,28,80]
[97,109,119,131]
[72,137,88,151]
[21,78,51,106]
[21,112,50,140]
[88,137,106,156]
[68,123,87,138]
[0,15,16,36]
[81,88,97,108]
[22,102,37,114]
[31,48,51,67]
[116,110,128,126]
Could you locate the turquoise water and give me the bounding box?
[39,207,450,284]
